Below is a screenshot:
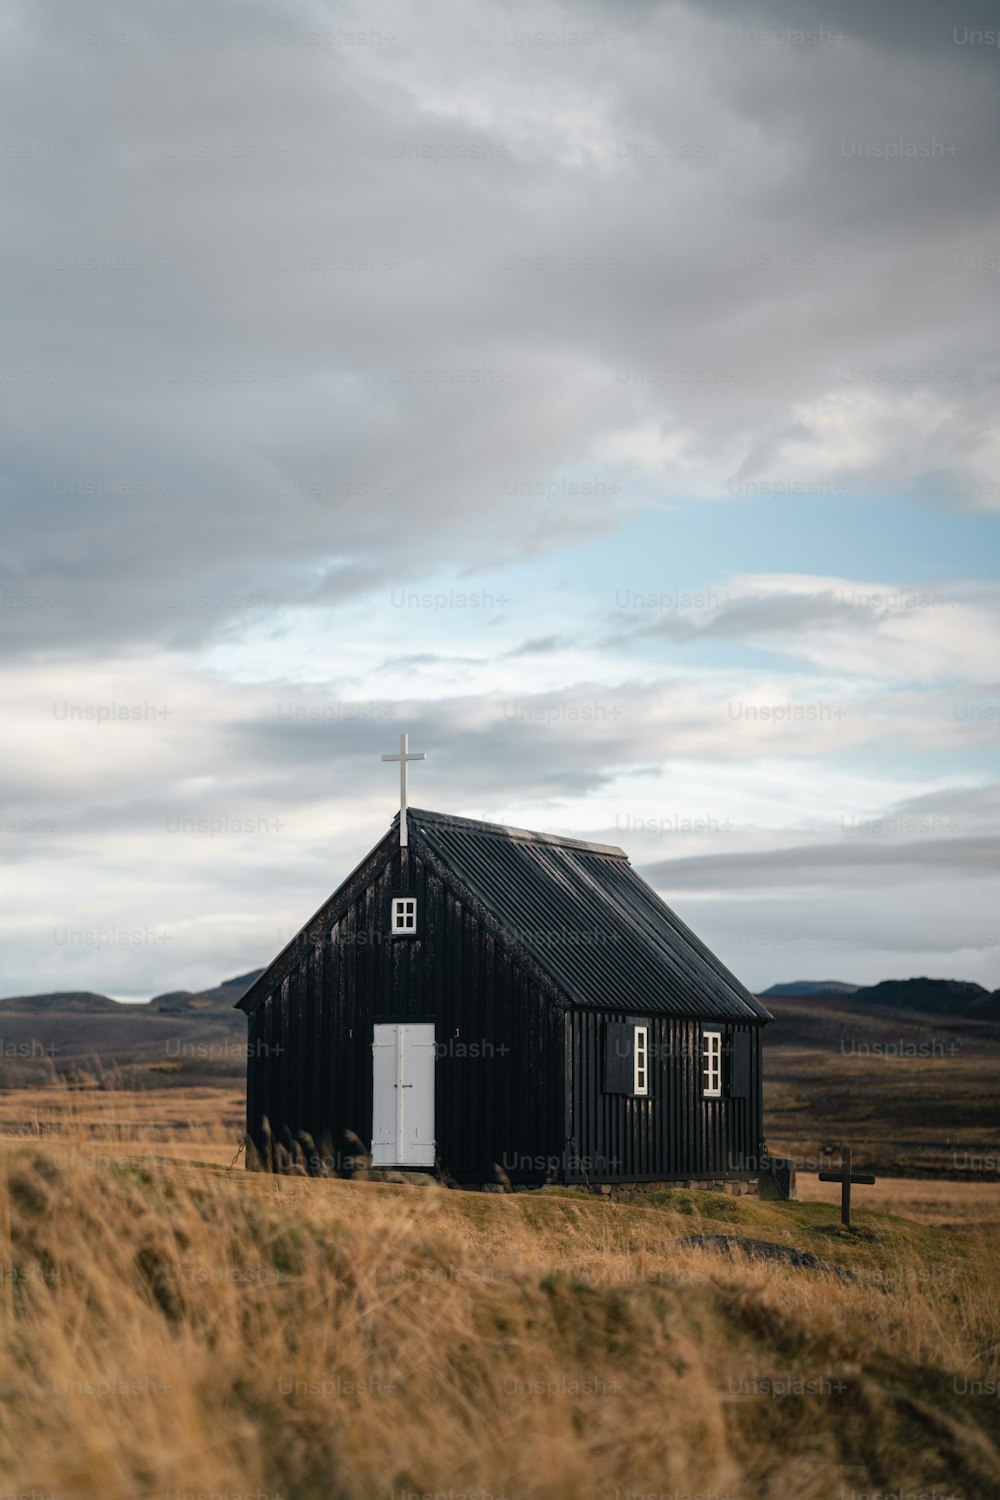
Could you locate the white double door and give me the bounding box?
[371,1022,436,1167]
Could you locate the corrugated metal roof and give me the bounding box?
[408,808,772,1023]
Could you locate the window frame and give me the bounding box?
[390,896,418,936]
[633,1024,649,1096]
[702,1029,722,1098]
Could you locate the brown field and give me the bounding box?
[764,1040,1000,1178]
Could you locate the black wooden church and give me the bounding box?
[237,736,775,1189]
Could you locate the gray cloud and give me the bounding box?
[711,0,1000,58]
[643,835,1000,891]
[3,0,999,661]
[502,635,574,657]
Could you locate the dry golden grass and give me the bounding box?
[798,1172,1000,1237]
[0,1114,997,1499]
[0,1083,243,1156]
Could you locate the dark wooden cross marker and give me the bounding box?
[819,1146,876,1228]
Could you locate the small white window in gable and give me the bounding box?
[633,1024,649,1096]
[703,1030,722,1097]
[391,897,417,935]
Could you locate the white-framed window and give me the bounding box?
[703,1030,722,1097]
[391,897,417,935]
[633,1024,648,1096]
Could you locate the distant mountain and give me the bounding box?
[0,990,121,1013]
[0,971,265,1089]
[760,980,860,997]
[763,975,1000,1055]
[760,977,1000,1014]
[147,970,264,1014]
[0,971,265,1014]
[848,977,1000,1017]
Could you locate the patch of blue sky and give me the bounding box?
[539,490,1000,594]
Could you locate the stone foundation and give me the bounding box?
[595,1179,759,1201]
[358,1157,797,1201]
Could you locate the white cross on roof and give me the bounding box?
[381,732,426,847]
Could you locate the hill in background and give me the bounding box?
[0,991,123,1014]
[145,970,265,1014]
[760,977,1000,1033]
[0,970,264,1016]
[761,975,1000,1015]
[0,971,263,1090]
[850,976,1000,1017]
[761,979,860,996]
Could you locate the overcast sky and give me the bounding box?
[3,0,999,999]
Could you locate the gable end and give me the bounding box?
[236,830,397,1014]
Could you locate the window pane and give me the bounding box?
[633,1025,648,1094]
[703,1032,721,1095]
[392,898,417,932]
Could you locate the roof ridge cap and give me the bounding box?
[407,807,626,859]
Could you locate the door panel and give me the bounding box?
[401,1024,436,1166]
[371,1022,435,1167]
[371,1025,398,1165]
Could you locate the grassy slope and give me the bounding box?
[1,1144,998,1499]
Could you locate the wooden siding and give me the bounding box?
[565,1011,765,1182]
[245,847,565,1183]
